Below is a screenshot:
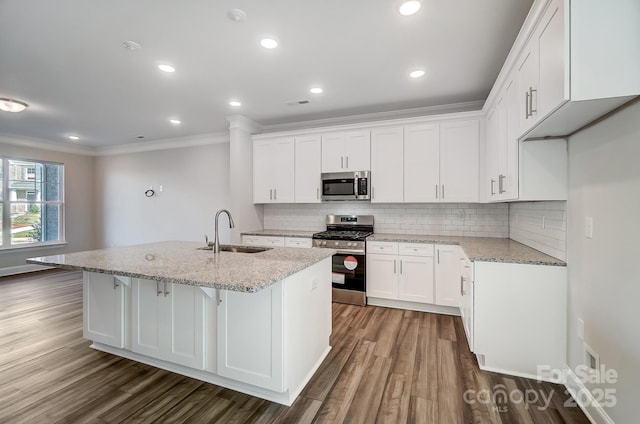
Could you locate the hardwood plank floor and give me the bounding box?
[0,270,591,423]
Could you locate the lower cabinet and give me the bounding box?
[132,279,206,370]
[366,242,435,305]
[459,255,474,351]
[83,272,129,348]
[217,281,285,392]
[434,244,462,307]
[242,235,312,249]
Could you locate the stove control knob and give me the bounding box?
[321,241,327,246]
[334,241,339,246]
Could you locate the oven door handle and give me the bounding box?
[333,248,366,255]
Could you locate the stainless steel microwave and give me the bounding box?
[321,171,371,201]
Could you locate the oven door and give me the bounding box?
[331,252,366,292]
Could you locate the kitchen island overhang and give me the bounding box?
[27,241,335,406]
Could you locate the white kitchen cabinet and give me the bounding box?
[83,272,128,348]
[370,127,404,202]
[242,235,311,249]
[253,137,294,204]
[217,279,285,392]
[439,120,480,202]
[366,242,435,305]
[321,130,370,172]
[434,244,462,307]
[459,255,474,351]
[294,135,321,203]
[404,123,440,202]
[473,261,566,380]
[132,279,206,370]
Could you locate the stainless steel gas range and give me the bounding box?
[312,215,373,306]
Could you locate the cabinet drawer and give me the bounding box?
[367,242,398,255]
[242,236,285,247]
[285,237,312,248]
[399,243,434,257]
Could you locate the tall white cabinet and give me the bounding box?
[294,135,321,203]
[253,137,295,203]
[370,127,404,202]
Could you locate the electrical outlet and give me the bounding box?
[585,217,593,239]
[577,318,584,340]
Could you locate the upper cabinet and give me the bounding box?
[253,137,295,204]
[499,0,640,140]
[321,130,370,172]
[294,135,322,203]
[370,119,480,203]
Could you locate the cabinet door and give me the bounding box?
[537,0,565,119]
[132,279,163,358]
[321,133,346,172]
[517,44,539,133]
[404,124,440,202]
[165,283,205,370]
[253,140,274,203]
[495,95,509,200]
[83,272,125,348]
[371,127,403,202]
[398,255,434,304]
[344,130,371,171]
[439,120,480,202]
[485,108,499,200]
[503,77,520,200]
[217,283,284,392]
[273,138,295,203]
[434,245,462,307]
[294,135,321,203]
[366,254,398,300]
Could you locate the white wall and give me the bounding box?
[567,101,640,423]
[264,202,509,237]
[0,140,95,270]
[509,201,566,260]
[94,141,231,248]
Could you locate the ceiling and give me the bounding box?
[0,0,532,148]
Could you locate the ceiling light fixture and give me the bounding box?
[399,1,421,16]
[227,8,247,22]
[229,100,242,107]
[409,69,426,78]
[260,38,278,49]
[0,98,28,113]
[68,135,80,141]
[169,119,181,124]
[158,64,176,73]
[122,40,142,51]
[310,87,323,94]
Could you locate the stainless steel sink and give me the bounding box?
[197,245,271,254]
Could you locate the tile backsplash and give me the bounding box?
[509,201,567,261]
[264,202,509,238]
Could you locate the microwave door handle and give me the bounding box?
[354,178,358,197]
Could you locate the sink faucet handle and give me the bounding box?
[205,234,211,246]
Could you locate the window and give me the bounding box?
[1,157,65,248]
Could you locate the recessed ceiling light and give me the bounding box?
[260,38,278,49]
[68,135,80,141]
[229,100,242,107]
[169,119,181,124]
[158,64,176,73]
[310,87,323,94]
[409,69,426,78]
[227,8,247,22]
[0,98,28,113]
[399,1,421,16]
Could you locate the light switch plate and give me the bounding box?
[585,217,593,239]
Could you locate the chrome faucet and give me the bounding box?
[214,209,235,253]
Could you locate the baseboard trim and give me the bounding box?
[564,366,616,424]
[0,264,54,277]
[367,297,460,316]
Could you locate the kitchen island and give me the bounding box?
[27,241,335,406]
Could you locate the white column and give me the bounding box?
[227,115,264,244]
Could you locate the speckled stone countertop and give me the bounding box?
[241,229,316,238]
[26,241,336,293]
[367,234,565,266]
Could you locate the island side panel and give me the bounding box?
[283,257,332,400]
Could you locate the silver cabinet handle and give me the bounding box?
[490,179,496,196]
[317,188,319,199]
[341,156,344,169]
[498,174,506,194]
[435,184,438,199]
[269,189,273,200]
[442,184,445,199]
[346,156,349,169]
[164,281,170,297]
[437,249,440,264]
[372,186,375,199]
[529,87,537,115]
[393,259,397,274]
[525,90,530,119]
[400,260,403,274]
[156,281,162,296]
[113,277,119,290]
[274,188,277,200]
[460,276,464,295]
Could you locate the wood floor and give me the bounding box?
[0,270,590,424]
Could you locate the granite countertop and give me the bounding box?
[367,234,565,266]
[241,229,317,238]
[27,241,335,293]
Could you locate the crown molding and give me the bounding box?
[258,101,484,134]
[93,132,229,156]
[0,134,96,156]
[226,115,263,134]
